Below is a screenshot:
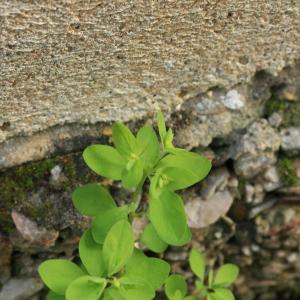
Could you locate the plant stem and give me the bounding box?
[129,174,147,223]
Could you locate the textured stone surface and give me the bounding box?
[280,127,300,155]
[11,211,59,247]
[0,278,43,300]
[1,2,300,299]
[185,190,234,228]
[1,0,300,146]
[231,119,281,178]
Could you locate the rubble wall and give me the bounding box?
[1,1,300,299]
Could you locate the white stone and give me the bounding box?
[221,90,244,110]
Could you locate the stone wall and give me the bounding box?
[1,1,300,300]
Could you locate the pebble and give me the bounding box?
[280,127,300,155]
[11,211,59,247]
[0,278,43,300]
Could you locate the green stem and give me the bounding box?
[129,174,147,223]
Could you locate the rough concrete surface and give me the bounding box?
[1,2,300,299]
[1,0,300,151]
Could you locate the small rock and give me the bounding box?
[253,184,265,204]
[0,278,43,300]
[165,251,188,261]
[50,165,68,189]
[232,119,281,178]
[174,122,212,149]
[280,127,300,155]
[132,216,148,240]
[245,184,255,203]
[286,253,298,263]
[50,165,63,183]
[227,177,239,188]
[200,167,230,199]
[185,189,234,228]
[245,183,265,204]
[262,166,282,191]
[268,112,282,128]
[242,246,251,256]
[11,211,59,247]
[220,89,245,110]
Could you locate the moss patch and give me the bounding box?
[277,158,299,187]
[264,97,300,128]
[0,153,100,234]
[0,158,58,233]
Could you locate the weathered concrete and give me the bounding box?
[1,0,300,152]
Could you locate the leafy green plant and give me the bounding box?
[38,112,217,299]
[164,249,239,300]
[190,248,239,300]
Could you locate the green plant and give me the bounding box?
[38,112,216,299]
[165,249,239,300]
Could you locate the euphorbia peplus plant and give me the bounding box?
[38,112,235,300]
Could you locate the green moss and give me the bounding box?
[0,208,15,234]
[278,158,299,187]
[0,158,56,204]
[64,159,77,179]
[15,158,56,183]
[0,153,99,234]
[0,158,58,234]
[264,97,300,128]
[264,97,287,116]
[281,102,300,128]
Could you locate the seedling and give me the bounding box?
[192,249,239,300]
[38,112,218,299]
[164,249,239,300]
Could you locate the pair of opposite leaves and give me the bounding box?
[82,122,211,246]
[40,220,170,300]
[166,249,239,300]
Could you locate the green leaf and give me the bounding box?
[66,276,106,300]
[119,284,155,300]
[164,129,174,150]
[156,167,202,191]
[195,280,205,292]
[38,259,84,295]
[212,288,235,300]
[72,183,116,217]
[137,126,160,170]
[149,189,191,246]
[165,275,187,299]
[47,291,65,300]
[156,149,211,187]
[207,294,217,300]
[184,296,197,300]
[103,220,134,276]
[122,159,143,189]
[91,206,128,244]
[79,229,106,277]
[103,288,125,300]
[173,290,183,300]
[125,249,170,291]
[157,111,167,145]
[189,249,206,281]
[83,145,126,180]
[213,264,239,286]
[112,123,138,157]
[140,223,168,253]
